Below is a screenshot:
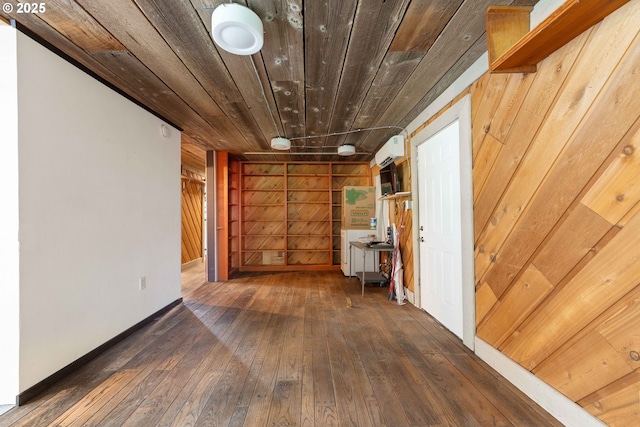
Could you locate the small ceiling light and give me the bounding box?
[271,137,291,150]
[337,145,356,156]
[211,3,263,56]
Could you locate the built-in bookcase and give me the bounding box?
[227,159,240,275]
[237,161,369,271]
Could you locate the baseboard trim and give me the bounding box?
[474,337,607,427]
[181,257,203,271]
[17,298,183,406]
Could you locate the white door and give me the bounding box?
[418,120,463,338]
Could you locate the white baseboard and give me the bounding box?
[474,338,607,427]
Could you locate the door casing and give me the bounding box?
[410,94,475,350]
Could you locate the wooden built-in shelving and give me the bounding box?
[238,162,369,271]
[379,191,411,201]
[227,158,240,277]
[487,0,630,73]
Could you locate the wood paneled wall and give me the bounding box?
[181,170,204,264]
[472,2,640,424]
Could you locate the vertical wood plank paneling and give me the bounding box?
[475,282,497,326]
[472,133,503,203]
[531,203,613,285]
[486,72,535,143]
[472,30,586,246]
[482,26,640,297]
[582,126,640,225]
[500,196,640,369]
[533,329,632,401]
[181,177,203,264]
[466,2,640,425]
[579,370,640,424]
[533,285,640,401]
[398,204,414,293]
[477,264,554,347]
[476,5,640,298]
[470,72,510,151]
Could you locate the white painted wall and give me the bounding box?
[16,33,181,392]
[0,23,20,405]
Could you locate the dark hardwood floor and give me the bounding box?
[0,263,562,426]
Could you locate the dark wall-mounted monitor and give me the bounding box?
[380,162,399,196]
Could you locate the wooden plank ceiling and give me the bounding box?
[1,0,538,170]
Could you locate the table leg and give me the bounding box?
[350,244,353,278]
[361,249,366,297]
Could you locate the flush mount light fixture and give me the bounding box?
[337,144,356,156]
[211,3,263,55]
[270,137,291,150]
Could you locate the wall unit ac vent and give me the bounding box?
[375,135,405,167]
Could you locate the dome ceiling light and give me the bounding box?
[211,3,263,56]
[270,137,291,150]
[255,127,407,155]
[337,145,356,156]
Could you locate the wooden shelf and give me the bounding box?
[287,201,328,204]
[379,191,411,200]
[238,161,370,271]
[487,0,630,73]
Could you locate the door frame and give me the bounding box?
[410,94,475,350]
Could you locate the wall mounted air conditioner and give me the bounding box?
[375,135,405,167]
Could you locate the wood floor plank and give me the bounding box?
[325,306,375,427]
[0,266,563,427]
[47,369,139,427]
[225,287,290,427]
[2,370,115,427]
[300,282,317,427]
[388,297,562,426]
[308,305,338,426]
[388,325,503,426]
[157,284,273,426]
[240,280,295,427]
[192,291,280,426]
[343,291,412,426]
[80,369,169,426]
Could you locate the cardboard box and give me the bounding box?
[342,186,376,229]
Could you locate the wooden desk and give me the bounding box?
[349,241,394,296]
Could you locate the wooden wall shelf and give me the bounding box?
[379,191,411,201]
[487,0,630,73]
